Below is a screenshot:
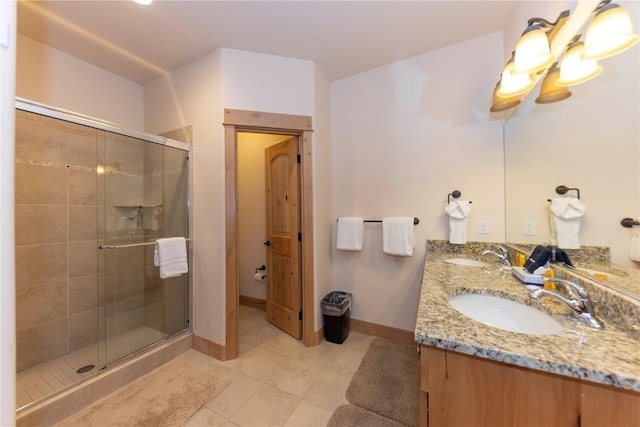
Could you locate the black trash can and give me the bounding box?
[321,291,352,344]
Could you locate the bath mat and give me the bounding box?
[344,338,420,426]
[327,404,406,427]
[55,351,230,427]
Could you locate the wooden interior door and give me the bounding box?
[264,137,301,339]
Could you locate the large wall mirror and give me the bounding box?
[504,0,639,298]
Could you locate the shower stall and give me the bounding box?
[14,99,191,411]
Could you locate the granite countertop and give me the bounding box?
[414,254,640,392]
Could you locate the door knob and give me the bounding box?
[264,240,271,247]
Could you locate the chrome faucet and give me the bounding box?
[481,245,511,267]
[530,278,604,330]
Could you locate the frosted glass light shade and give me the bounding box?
[558,42,603,86]
[583,3,639,60]
[536,67,572,104]
[514,25,555,74]
[491,82,521,112]
[497,61,535,97]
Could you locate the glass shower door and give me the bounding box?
[98,132,189,367]
[15,109,103,409]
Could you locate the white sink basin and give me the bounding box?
[448,293,563,335]
[444,258,490,267]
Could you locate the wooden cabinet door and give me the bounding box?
[580,381,640,427]
[425,347,580,427]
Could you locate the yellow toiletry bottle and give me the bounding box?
[544,269,555,290]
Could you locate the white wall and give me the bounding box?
[144,50,226,344]
[330,31,505,331]
[221,49,325,329]
[0,2,16,424]
[16,35,143,130]
[220,49,315,115]
[144,48,325,344]
[312,63,333,330]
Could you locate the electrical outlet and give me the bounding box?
[523,220,535,235]
[479,220,489,234]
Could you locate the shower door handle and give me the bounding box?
[264,240,271,247]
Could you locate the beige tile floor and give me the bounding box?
[60,305,373,427]
[188,305,373,427]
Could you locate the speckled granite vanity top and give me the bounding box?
[415,252,640,392]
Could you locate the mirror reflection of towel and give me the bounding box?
[444,201,471,244]
[549,197,586,249]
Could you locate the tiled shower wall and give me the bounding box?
[15,110,100,371]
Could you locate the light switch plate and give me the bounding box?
[523,220,535,235]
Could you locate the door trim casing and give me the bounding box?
[223,109,315,360]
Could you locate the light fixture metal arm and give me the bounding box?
[527,10,570,30]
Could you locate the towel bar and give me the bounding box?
[99,237,191,250]
[337,218,420,225]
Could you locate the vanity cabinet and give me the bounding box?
[420,345,640,427]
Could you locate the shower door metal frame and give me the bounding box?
[16,98,192,153]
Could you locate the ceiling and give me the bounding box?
[17,0,515,85]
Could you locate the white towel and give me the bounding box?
[154,237,188,279]
[337,217,364,251]
[630,223,640,262]
[382,217,414,256]
[444,200,471,244]
[549,197,586,249]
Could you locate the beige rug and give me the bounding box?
[328,338,420,427]
[56,354,230,427]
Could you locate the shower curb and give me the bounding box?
[16,332,192,426]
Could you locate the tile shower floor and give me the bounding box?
[17,326,168,409]
[57,305,374,426]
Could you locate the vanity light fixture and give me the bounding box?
[134,0,153,5]
[513,10,570,74]
[491,2,638,111]
[557,38,603,86]
[496,53,535,98]
[490,81,521,112]
[535,64,572,104]
[583,1,639,60]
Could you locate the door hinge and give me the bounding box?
[299,311,303,320]
[297,154,301,164]
[298,232,302,242]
